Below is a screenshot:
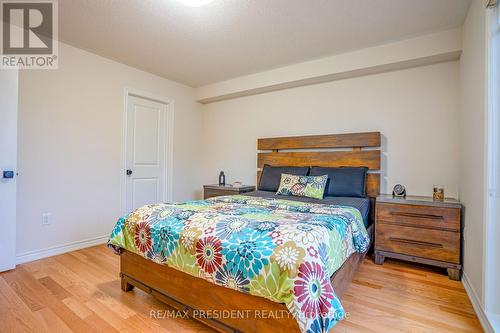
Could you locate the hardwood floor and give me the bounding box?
[0,245,483,333]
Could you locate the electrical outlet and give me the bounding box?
[42,213,51,226]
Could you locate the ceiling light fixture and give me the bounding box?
[177,0,215,7]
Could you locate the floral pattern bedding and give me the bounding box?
[108,195,369,333]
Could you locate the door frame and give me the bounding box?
[121,88,174,215]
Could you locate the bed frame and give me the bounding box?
[120,132,382,333]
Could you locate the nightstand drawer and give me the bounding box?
[376,223,460,263]
[203,185,256,199]
[376,203,460,231]
[204,188,227,199]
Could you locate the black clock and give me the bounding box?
[392,184,406,198]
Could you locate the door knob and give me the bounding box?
[126,169,133,176]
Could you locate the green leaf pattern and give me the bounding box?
[249,262,294,304]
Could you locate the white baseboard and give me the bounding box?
[16,235,109,265]
[462,273,496,333]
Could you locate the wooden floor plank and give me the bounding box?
[83,299,138,332]
[0,277,49,333]
[345,283,481,331]
[2,270,47,312]
[33,307,74,333]
[62,297,94,319]
[3,267,97,333]
[38,276,72,301]
[0,245,483,333]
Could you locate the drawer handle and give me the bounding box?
[389,237,443,248]
[390,212,444,220]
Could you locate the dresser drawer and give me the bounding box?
[376,203,460,231]
[375,223,460,264]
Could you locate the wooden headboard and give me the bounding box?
[257,132,381,198]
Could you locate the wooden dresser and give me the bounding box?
[203,184,256,199]
[374,194,462,280]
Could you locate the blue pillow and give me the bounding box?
[258,165,309,192]
[309,166,368,197]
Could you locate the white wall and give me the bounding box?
[17,42,203,256]
[459,0,487,307]
[201,61,460,198]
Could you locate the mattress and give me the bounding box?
[245,190,371,227]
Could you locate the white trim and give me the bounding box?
[463,273,496,333]
[482,1,493,309]
[166,103,174,202]
[16,235,109,265]
[120,88,175,215]
[485,3,500,322]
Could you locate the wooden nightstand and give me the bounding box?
[374,194,462,280]
[203,184,256,199]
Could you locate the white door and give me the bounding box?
[125,95,168,212]
[0,69,18,272]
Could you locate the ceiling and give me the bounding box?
[59,0,471,87]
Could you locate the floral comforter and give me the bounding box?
[108,195,369,333]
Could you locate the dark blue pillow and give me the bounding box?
[309,167,368,197]
[258,165,309,192]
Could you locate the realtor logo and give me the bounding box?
[1,0,58,69]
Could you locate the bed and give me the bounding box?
[109,132,381,333]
